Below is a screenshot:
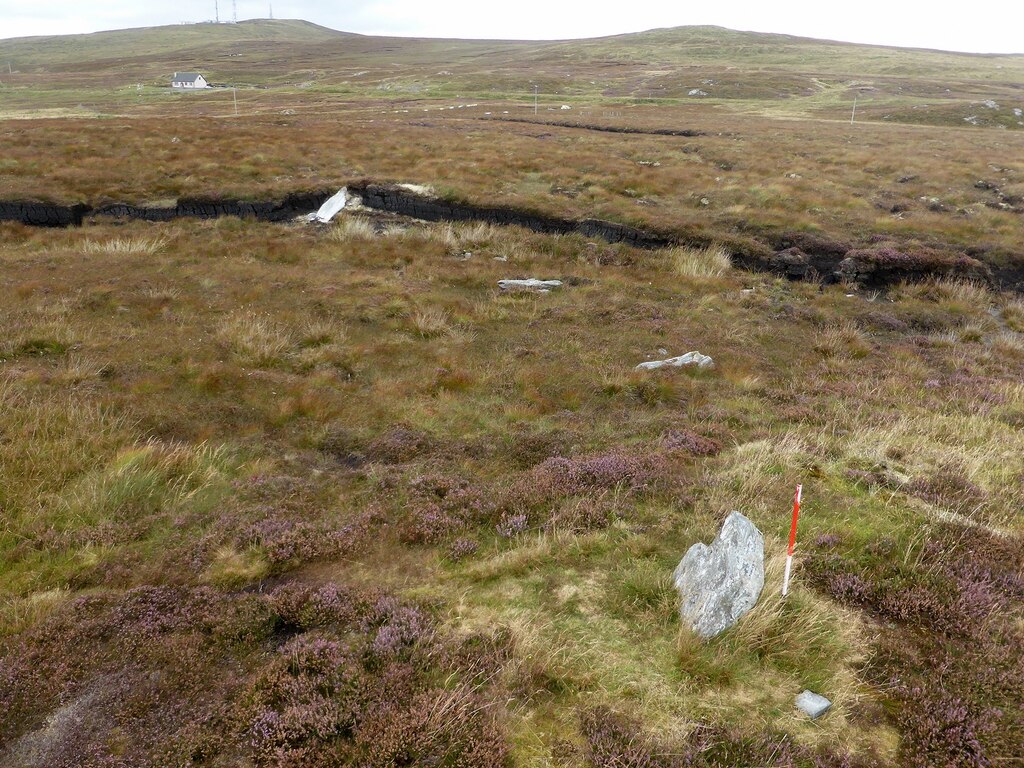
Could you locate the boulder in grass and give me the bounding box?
[635,351,713,371]
[673,511,764,639]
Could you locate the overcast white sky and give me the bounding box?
[1,0,1021,54]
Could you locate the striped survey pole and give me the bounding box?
[782,484,802,598]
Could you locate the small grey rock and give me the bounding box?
[673,511,764,638]
[796,690,832,719]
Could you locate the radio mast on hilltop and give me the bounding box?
[232,0,237,23]
[269,3,274,20]
[214,0,219,22]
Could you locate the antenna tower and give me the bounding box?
[269,3,274,20]
[232,0,237,23]
[214,0,219,22]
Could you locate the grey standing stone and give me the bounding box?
[795,690,832,719]
[673,511,765,639]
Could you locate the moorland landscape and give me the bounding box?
[1,19,1023,768]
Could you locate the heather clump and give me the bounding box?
[496,511,530,538]
[242,514,369,565]
[392,450,673,545]
[481,447,681,536]
[515,448,672,505]
[805,537,1001,638]
[842,468,901,490]
[906,462,986,515]
[498,427,571,470]
[447,536,480,560]
[365,424,434,463]
[580,706,879,768]
[888,683,997,768]
[267,586,434,661]
[267,582,369,631]
[0,587,274,761]
[806,525,1024,766]
[807,524,1023,637]
[662,428,722,456]
[398,473,490,545]
[316,424,367,467]
[239,587,510,768]
[870,624,1024,768]
[580,706,681,768]
[205,473,379,569]
[769,230,854,259]
[1,582,512,767]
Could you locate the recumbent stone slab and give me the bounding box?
[635,351,713,371]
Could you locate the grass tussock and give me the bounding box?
[668,243,732,279]
[411,307,456,338]
[55,440,239,531]
[0,588,71,638]
[202,544,270,588]
[1000,299,1024,332]
[813,321,872,358]
[990,331,1024,360]
[81,235,168,255]
[328,216,377,241]
[216,311,292,366]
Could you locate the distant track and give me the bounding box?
[476,117,704,137]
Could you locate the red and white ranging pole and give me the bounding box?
[782,484,802,598]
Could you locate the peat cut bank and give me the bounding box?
[0,183,1003,290]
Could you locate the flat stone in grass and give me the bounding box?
[673,511,764,639]
[497,278,563,291]
[635,351,713,371]
[795,690,832,719]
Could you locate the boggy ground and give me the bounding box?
[1,212,1023,767]
[3,102,1023,285]
[2,22,1024,766]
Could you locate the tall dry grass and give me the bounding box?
[216,311,292,366]
[81,236,168,255]
[668,244,731,279]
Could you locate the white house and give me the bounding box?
[171,72,209,90]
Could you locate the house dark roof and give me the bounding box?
[172,72,204,83]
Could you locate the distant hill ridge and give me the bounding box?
[3,19,1022,65]
[1,18,1021,104]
